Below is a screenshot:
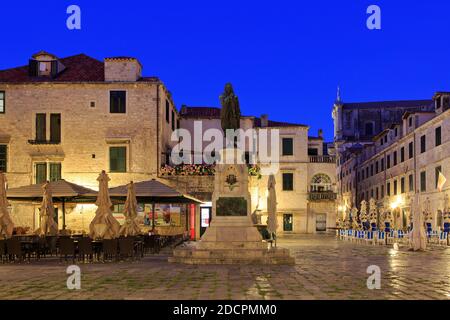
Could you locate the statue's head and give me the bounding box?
[224,83,233,95]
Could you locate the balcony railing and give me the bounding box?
[308,192,337,201]
[309,155,336,163]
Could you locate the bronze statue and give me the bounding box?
[220,83,241,132]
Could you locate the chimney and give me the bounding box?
[260,114,268,127]
[104,57,142,82]
[318,129,323,139]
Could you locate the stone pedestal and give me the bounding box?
[170,148,294,265]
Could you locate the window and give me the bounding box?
[387,182,391,196]
[310,174,332,192]
[381,185,384,198]
[365,122,374,136]
[375,161,379,174]
[36,113,46,142]
[165,100,170,123]
[110,91,126,113]
[387,155,391,169]
[393,180,398,195]
[366,167,369,178]
[282,138,294,156]
[109,147,127,172]
[393,151,397,166]
[420,171,426,192]
[376,187,379,200]
[381,158,385,171]
[282,173,294,191]
[49,163,62,182]
[0,91,5,113]
[420,135,426,153]
[0,145,6,172]
[394,128,398,137]
[400,147,405,162]
[308,148,318,156]
[409,117,413,127]
[35,163,47,184]
[370,164,374,177]
[409,174,414,192]
[435,166,442,189]
[401,177,405,194]
[409,142,414,159]
[435,127,442,147]
[50,114,61,143]
[171,110,175,131]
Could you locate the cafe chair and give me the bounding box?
[119,237,135,261]
[78,237,94,263]
[103,239,118,262]
[59,237,76,263]
[6,238,26,263]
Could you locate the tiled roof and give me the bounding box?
[180,106,307,128]
[0,53,158,83]
[342,100,434,110]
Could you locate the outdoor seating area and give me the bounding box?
[0,171,202,264]
[337,228,449,246]
[336,198,450,248]
[0,234,167,263]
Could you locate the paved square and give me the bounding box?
[0,235,449,300]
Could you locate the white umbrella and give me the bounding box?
[0,172,14,238]
[37,182,58,236]
[267,174,278,235]
[409,195,427,251]
[119,181,141,237]
[89,171,120,239]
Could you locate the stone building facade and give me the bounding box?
[0,51,179,232]
[333,91,450,229]
[173,107,337,235]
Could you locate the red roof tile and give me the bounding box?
[180,106,307,128]
[0,53,158,83]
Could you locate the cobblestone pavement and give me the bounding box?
[0,235,449,300]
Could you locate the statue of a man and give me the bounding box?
[220,83,241,132]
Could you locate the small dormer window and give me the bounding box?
[28,51,63,78]
[436,97,442,109]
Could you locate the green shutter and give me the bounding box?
[49,163,61,182]
[35,163,47,184]
[50,114,61,143]
[110,147,126,172]
[36,114,46,142]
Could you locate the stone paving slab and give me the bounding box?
[0,235,449,300]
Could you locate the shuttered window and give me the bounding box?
[50,114,61,143]
[110,147,127,172]
[35,163,47,184]
[49,163,62,182]
[110,91,126,113]
[282,138,294,156]
[0,145,7,172]
[282,173,294,191]
[36,114,46,142]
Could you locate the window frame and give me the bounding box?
[420,171,426,192]
[0,145,7,172]
[109,90,127,114]
[109,146,128,173]
[282,172,294,191]
[281,138,294,156]
[420,135,426,154]
[435,126,442,147]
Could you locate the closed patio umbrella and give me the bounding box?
[89,171,120,240]
[119,181,141,237]
[267,174,278,236]
[0,172,14,238]
[409,195,427,251]
[37,182,58,236]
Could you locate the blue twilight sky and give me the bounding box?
[1,0,450,141]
